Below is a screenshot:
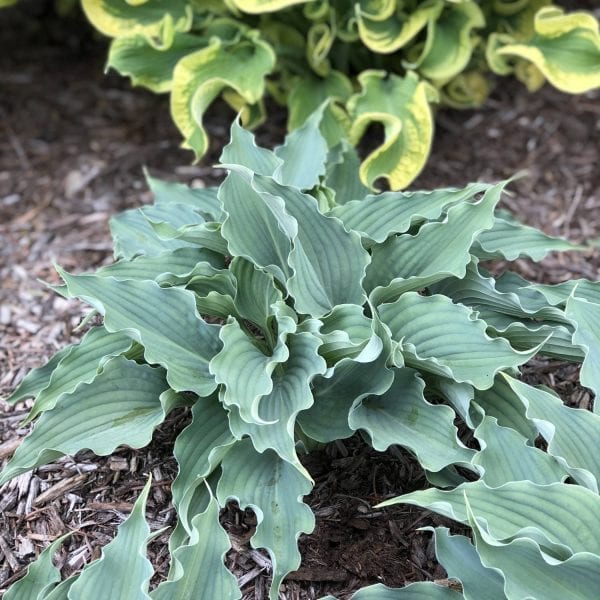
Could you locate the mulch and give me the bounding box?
[0,4,598,599]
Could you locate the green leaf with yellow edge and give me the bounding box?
[356,0,443,54]
[411,1,484,82]
[81,0,192,46]
[107,32,206,93]
[490,7,600,94]
[347,70,437,190]
[170,32,275,158]
[230,0,312,14]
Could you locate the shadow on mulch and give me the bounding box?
[1,2,599,598]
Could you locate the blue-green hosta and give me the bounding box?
[73,0,600,189]
[3,115,600,599]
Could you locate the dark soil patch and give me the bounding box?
[1,3,598,599]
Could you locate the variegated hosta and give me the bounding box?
[74,0,600,189]
[3,114,600,599]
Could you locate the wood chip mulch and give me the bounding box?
[1,6,598,599]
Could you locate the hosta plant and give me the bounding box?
[74,0,600,189]
[3,113,600,599]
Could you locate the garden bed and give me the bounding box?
[0,7,598,599]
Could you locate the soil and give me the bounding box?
[0,3,599,599]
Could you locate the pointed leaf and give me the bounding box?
[0,358,171,485]
[228,331,326,468]
[350,368,475,472]
[565,294,600,409]
[69,478,155,600]
[502,375,600,490]
[330,182,490,243]
[3,533,70,600]
[24,326,133,423]
[469,506,600,600]
[57,271,222,397]
[472,416,567,486]
[378,292,537,390]
[382,480,600,556]
[428,528,505,600]
[151,497,240,600]
[217,440,314,600]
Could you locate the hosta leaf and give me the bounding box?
[146,175,223,221]
[57,271,222,396]
[428,528,505,600]
[531,279,600,306]
[298,343,394,442]
[228,331,325,469]
[473,375,537,441]
[565,294,600,409]
[330,182,490,243]
[287,71,353,132]
[433,259,567,323]
[382,480,600,556]
[69,478,155,600]
[323,140,371,205]
[349,367,475,472]
[472,415,567,486]
[171,395,235,526]
[110,207,194,259]
[220,118,282,178]
[44,577,78,600]
[231,256,282,342]
[217,439,314,600]
[366,183,504,302]
[220,169,294,283]
[3,533,70,600]
[413,1,484,81]
[491,7,600,93]
[356,0,443,54]
[228,171,370,316]
[230,0,311,14]
[149,220,229,255]
[151,497,240,600]
[273,103,328,190]
[325,581,464,599]
[24,326,133,423]
[378,292,537,390]
[6,344,72,404]
[347,70,437,190]
[468,505,600,600]
[107,32,205,93]
[502,374,600,490]
[472,215,583,261]
[0,358,171,485]
[95,247,224,283]
[81,0,193,45]
[210,304,296,423]
[170,33,275,158]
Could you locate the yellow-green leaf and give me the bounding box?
[347,70,437,190]
[170,33,275,158]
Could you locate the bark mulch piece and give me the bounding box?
[1,5,598,599]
